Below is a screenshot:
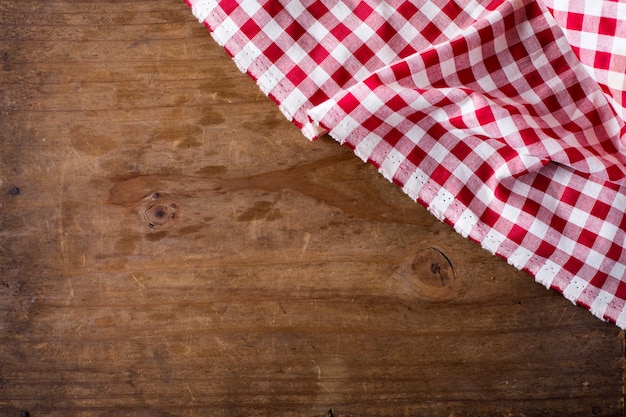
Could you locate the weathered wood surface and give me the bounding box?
[0,1,623,416]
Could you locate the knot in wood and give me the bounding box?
[409,248,455,289]
[142,193,179,230]
[396,247,458,302]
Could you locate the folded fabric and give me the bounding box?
[185,0,626,328]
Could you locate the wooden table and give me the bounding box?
[0,1,623,416]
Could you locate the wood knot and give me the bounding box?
[142,192,179,230]
[395,247,458,302]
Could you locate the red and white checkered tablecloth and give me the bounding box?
[185,0,626,327]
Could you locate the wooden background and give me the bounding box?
[0,1,623,416]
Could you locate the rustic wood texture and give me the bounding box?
[0,1,623,416]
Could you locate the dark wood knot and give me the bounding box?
[142,192,179,230]
[395,247,458,302]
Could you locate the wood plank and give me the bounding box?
[0,1,623,416]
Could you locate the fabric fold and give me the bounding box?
[543,0,626,128]
[307,0,626,182]
[185,0,626,328]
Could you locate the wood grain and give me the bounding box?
[0,1,623,416]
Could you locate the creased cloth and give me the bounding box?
[185,0,626,327]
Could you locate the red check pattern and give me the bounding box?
[544,0,626,123]
[185,0,626,328]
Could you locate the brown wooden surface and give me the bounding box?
[0,1,623,416]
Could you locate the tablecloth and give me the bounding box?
[185,0,626,328]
